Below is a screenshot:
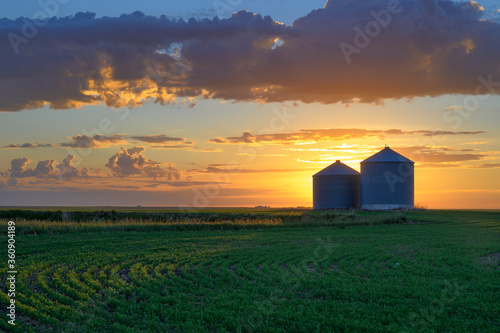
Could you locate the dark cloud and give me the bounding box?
[0,11,286,111]
[141,180,231,188]
[209,128,485,144]
[417,163,462,168]
[56,154,87,179]
[61,134,126,148]
[473,163,500,168]
[1,0,499,111]
[417,0,439,16]
[2,147,182,188]
[190,166,308,174]
[107,185,143,190]
[7,134,196,150]
[105,146,181,180]
[208,138,227,144]
[296,144,488,166]
[149,145,194,149]
[6,154,92,182]
[130,134,186,144]
[129,134,201,149]
[1,143,55,149]
[0,177,19,189]
[8,157,45,178]
[391,146,485,163]
[412,130,486,137]
[148,145,222,152]
[208,163,242,167]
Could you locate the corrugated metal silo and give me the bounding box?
[313,160,360,209]
[360,146,414,210]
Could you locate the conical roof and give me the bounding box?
[362,146,414,163]
[313,160,360,176]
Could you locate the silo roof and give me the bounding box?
[361,147,414,163]
[313,160,360,176]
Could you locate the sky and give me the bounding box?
[0,0,500,208]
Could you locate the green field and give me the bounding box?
[1,210,499,332]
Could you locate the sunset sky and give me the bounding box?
[1,0,500,208]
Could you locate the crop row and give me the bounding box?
[0,211,498,332]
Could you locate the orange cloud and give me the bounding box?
[130,135,187,144]
[209,129,485,145]
[61,135,127,148]
[472,163,500,168]
[105,146,181,180]
[1,1,499,111]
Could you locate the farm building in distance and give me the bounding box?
[312,146,415,210]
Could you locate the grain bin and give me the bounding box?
[360,146,414,210]
[313,160,360,209]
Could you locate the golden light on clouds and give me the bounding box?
[0,0,499,208]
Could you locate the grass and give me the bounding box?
[0,209,498,332]
[0,209,412,235]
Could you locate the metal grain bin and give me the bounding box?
[313,160,360,209]
[360,146,414,210]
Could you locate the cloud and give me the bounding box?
[105,146,181,180]
[208,128,485,145]
[107,185,142,190]
[0,146,184,189]
[44,186,85,191]
[189,165,308,174]
[140,180,231,188]
[5,155,92,187]
[0,178,18,190]
[208,138,228,144]
[57,154,86,179]
[411,130,486,137]
[393,146,485,163]
[1,143,55,149]
[61,134,127,148]
[444,105,464,112]
[294,144,488,166]
[1,0,499,111]
[0,11,286,111]
[130,134,186,144]
[473,163,500,168]
[418,163,463,168]
[149,145,222,152]
[149,145,195,149]
[129,134,213,150]
[127,134,221,152]
[9,157,40,178]
[463,141,488,145]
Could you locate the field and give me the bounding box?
[0,209,499,332]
